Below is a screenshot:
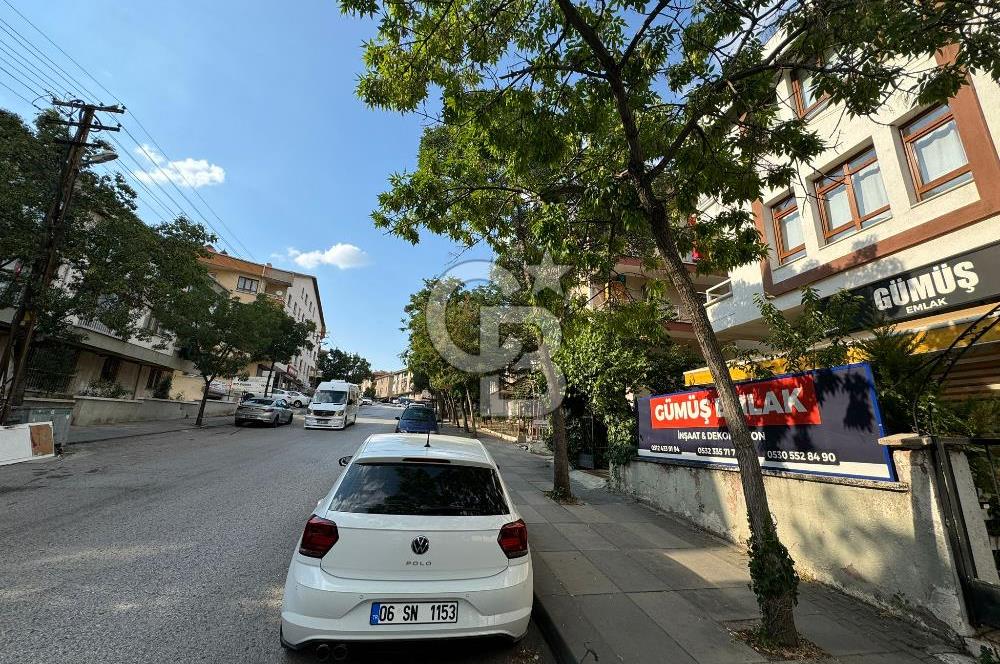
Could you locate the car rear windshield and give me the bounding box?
[401,408,435,422]
[313,390,348,405]
[329,462,509,516]
[245,398,273,406]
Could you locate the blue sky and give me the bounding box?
[0,0,485,370]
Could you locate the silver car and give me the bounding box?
[235,397,294,427]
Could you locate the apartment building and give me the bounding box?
[173,248,326,399]
[585,256,729,348]
[372,369,416,400]
[689,45,1000,397]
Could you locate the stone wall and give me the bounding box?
[71,396,237,425]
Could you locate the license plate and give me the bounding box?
[369,601,458,625]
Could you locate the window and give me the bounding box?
[791,68,828,119]
[236,276,259,293]
[902,105,971,200]
[815,147,891,242]
[329,462,509,516]
[771,195,805,263]
[100,356,121,382]
[145,368,162,390]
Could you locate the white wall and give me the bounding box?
[702,68,1000,335]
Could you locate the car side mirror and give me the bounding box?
[338,455,351,467]
[394,416,400,420]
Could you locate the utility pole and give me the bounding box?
[0,100,124,424]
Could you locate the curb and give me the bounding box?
[66,419,232,446]
[531,592,577,664]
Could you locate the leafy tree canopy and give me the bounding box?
[0,109,213,341]
[316,347,373,385]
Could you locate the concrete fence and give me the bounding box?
[71,396,238,426]
[615,441,996,643]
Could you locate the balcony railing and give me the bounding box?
[76,318,120,338]
[705,280,733,306]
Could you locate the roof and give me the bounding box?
[356,434,493,468]
[201,248,293,287]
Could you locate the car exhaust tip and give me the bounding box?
[332,643,349,661]
[315,643,331,662]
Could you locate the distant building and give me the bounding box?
[172,248,326,399]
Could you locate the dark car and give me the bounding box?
[235,397,294,427]
[395,405,440,434]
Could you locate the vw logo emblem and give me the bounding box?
[411,536,429,555]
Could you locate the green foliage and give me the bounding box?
[79,379,129,399]
[316,348,373,385]
[152,374,173,400]
[0,109,214,342]
[979,645,1000,664]
[159,283,280,387]
[737,287,863,379]
[557,300,697,469]
[747,517,800,634]
[362,385,376,399]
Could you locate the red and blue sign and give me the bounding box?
[636,363,895,481]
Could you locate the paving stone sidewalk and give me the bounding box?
[472,430,971,664]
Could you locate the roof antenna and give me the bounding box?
[425,432,431,448]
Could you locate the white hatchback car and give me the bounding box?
[280,434,532,654]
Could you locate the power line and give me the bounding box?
[0,0,254,259]
[2,0,116,104]
[0,74,29,104]
[0,16,81,98]
[0,40,57,94]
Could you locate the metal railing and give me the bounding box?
[704,279,733,306]
[76,317,119,338]
[23,368,76,395]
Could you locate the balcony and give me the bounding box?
[76,318,120,338]
[704,280,733,306]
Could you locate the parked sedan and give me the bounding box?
[280,433,531,654]
[272,389,310,408]
[235,398,294,427]
[395,406,439,434]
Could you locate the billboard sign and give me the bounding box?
[844,242,1000,326]
[636,363,895,481]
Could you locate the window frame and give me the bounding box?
[770,194,806,264]
[901,105,971,201]
[236,276,259,293]
[815,147,891,242]
[791,68,829,120]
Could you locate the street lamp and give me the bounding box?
[81,150,118,167]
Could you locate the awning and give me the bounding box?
[683,303,1000,394]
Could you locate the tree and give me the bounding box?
[341,0,1000,643]
[557,300,698,470]
[259,309,317,396]
[315,348,373,385]
[159,284,277,425]
[735,287,863,379]
[0,108,213,420]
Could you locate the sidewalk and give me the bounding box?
[472,429,969,664]
[67,415,233,444]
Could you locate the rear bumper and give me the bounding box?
[280,556,532,645]
[236,412,274,423]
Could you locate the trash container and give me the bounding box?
[8,406,72,444]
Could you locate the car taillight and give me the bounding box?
[498,519,528,559]
[299,515,338,558]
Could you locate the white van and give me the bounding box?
[305,380,360,430]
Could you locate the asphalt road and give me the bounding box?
[0,404,554,664]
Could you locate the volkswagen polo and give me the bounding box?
[280,433,532,653]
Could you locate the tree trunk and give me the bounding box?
[549,405,571,497]
[647,214,798,644]
[460,393,469,431]
[263,360,276,397]
[465,386,478,436]
[196,377,211,426]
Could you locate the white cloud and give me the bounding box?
[132,143,225,188]
[286,244,371,270]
